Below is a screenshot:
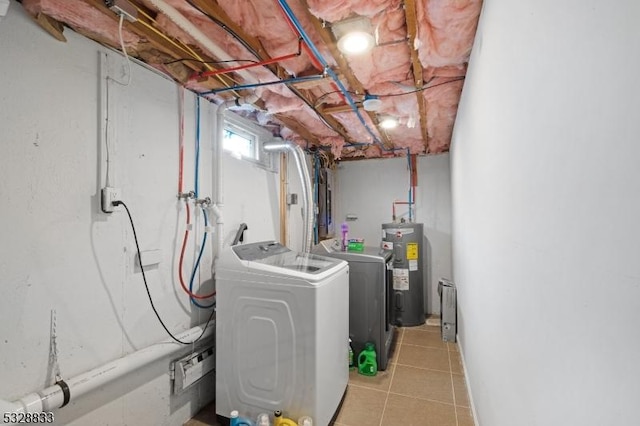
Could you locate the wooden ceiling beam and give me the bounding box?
[80,1,203,72]
[298,0,394,150]
[274,114,321,146]
[404,0,430,153]
[187,0,351,142]
[320,103,364,115]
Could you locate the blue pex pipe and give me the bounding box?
[201,75,325,95]
[276,0,383,146]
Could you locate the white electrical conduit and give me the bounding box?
[0,324,214,424]
[263,139,314,253]
[145,0,257,85]
[210,95,260,268]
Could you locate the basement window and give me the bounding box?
[223,125,256,159]
[222,113,277,172]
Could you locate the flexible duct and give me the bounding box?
[0,323,214,424]
[263,139,314,253]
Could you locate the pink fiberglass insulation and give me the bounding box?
[143,0,276,83]
[307,0,401,22]
[331,111,377,143]
[347,43,412,89]
[415,0,482,68]
[423,78,464,153]
[217,0,337,75]
[22,0,140,47]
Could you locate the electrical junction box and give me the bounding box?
[286,193,298,205]
[171,345,215,394]
[438,278,457,342]
[104,0,138,22]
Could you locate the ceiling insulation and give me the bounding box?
[18,0,482,160]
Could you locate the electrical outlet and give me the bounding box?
[101,187,121,213]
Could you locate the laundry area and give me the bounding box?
[2,1,640,426]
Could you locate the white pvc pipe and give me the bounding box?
[210,95,259,268]
[146,0,257,84]
[263,140,314,252]
[2,323,214,423]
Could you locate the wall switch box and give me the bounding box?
[101,187,121,213]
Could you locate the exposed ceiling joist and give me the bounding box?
[21,0,482,160]
[299,0,394,150]
[275,115,321,146]
[404,0,430,152]
[82,0,234,87]
[186,0,352,143]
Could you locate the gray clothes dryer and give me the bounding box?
[313,239,395,370]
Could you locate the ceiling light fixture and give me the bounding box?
[379,116,399,130]
[362,94,382,112]
[331,16,375,56]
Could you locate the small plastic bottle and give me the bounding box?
[273,410,297,426]
[256,413,271,426]
[341,223,349,251]
[348,338,355,370]
[297,416,313,426]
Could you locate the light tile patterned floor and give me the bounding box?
[331,323,475,426]
[185,323,475,426]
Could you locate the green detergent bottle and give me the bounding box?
[357,342,378,376]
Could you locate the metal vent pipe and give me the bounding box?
[263,139,313,253]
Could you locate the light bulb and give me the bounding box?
[380,117,398,129]
[337,31,375,55]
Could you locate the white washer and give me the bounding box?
[215,241,349,426]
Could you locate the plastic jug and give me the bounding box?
[274,410,297,426]
[230,410,254,426]
[357,342,378,376]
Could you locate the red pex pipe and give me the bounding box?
[178,201,216,300]
[189,42,302,81]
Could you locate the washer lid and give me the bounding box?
[231,241,346,280]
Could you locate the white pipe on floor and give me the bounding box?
[1,323,214,424]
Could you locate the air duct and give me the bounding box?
[263,139,313,253]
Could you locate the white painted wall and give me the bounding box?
[0,4,280,425]
[451,1,640,425]
[335,154,452,313]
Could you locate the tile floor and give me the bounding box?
[185,323,474,426]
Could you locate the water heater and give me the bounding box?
[382,222,426,326]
